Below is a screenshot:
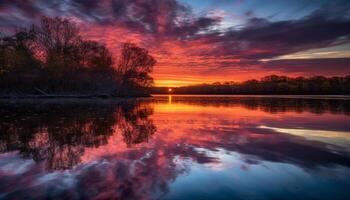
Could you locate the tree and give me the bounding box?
[77,40,113,71]
[117,43,156,89]
[0,29,39,73]
[1,16,156,96]
[29,17,119,94]
[33,16,81,71]
[0,29,41,93]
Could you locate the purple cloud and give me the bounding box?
[0,0,349,78]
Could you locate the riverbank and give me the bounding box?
[152,94,350,100]
[0,96,154,105]
[0,93,151,99]
[2,94,350,100]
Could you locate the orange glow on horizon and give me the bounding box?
[154,79,203,87]
[80,24,347,88]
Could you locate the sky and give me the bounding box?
[0,0,350,87]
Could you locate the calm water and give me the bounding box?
[0,95,350,200]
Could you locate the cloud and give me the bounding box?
[261,58,350,75]
[0,0,40,17]
[0,0,349,83]
[66,0,220,38]
[193,3,350,60]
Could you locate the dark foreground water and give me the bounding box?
[0,95,350,200]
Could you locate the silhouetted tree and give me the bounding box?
[1,16,156,96]
[117,43,156,92]
[0,29,41,93]
[77,40,113,70]
[33,16,81,70]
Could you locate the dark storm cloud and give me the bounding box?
[110,0,128,18]
[0,0,349,75]
[72,0,100,13]
[0,0,40,16]
[194,3,350,61]
[0,0,66,30]
[0,0,41,29]
[107,0,220,37]
[261,58,350,74]
[0,0,220,37]
[2,0,349,49]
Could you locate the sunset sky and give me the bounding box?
[0,0,350,87]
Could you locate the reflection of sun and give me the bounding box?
[168,95,172,104]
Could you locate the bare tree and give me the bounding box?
[1,16,157,96]
[77,40,113,70]
[117,43,156,88]
[33,16,81,70]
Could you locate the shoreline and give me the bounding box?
[0,94,151,99]
[1,94,350,100]
[0,96,154,105]
[0,95,153,104]
[152,94,350,100]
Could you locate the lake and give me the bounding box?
[0,95,350,200]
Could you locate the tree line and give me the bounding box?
[0,16,156,97]
[151,75,350,95]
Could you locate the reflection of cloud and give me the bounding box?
[1,97,350,199]
[151,98,350,170]
[153,95,350,116]
[0,100,156,170]
[0,152,35,175]
[258,125,350,149]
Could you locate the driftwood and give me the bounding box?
[0,87,151,99]
[34,87,49,95]
[0,93,150,99]
[0,94,111,99]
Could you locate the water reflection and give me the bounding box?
[0,96,350,200]
[157,95,350,115]
[0,100,156,170]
